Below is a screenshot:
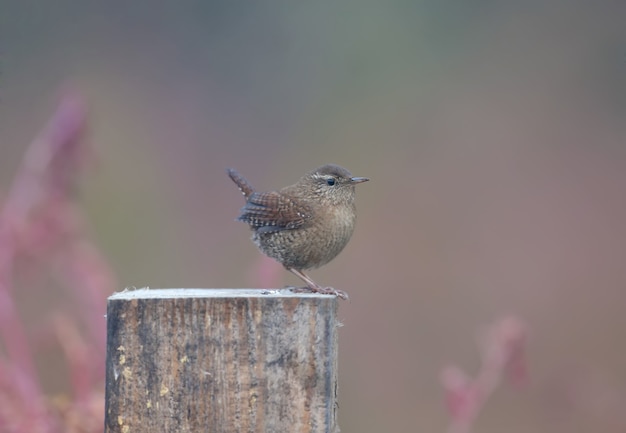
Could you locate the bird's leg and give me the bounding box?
[287,268,349,300]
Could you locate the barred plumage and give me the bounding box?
[227,164,369,300]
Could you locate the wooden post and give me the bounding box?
[104,289,339,433]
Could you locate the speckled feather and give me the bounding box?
[227,164,368,291]
[237,191,312,233]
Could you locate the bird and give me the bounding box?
[227,164,369,300]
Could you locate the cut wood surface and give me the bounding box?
[104,288,339,433]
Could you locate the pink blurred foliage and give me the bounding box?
[441,316,528,433]
[0,92,115,432]
[247,255,283,288]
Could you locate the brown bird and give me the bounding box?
[227,164,369,299]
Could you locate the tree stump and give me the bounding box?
[104,288,340,433]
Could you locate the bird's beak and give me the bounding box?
[350,177,369,184]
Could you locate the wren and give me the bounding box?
[227,164,369,300]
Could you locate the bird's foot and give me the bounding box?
[291,285,349,301]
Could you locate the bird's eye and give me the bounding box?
[326,178,336,186]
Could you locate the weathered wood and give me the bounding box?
[104,289,339,433]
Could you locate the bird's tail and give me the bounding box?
[227,168,255,199]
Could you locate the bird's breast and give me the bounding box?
[307,203,356,264]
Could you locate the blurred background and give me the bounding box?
[1,1,626,431]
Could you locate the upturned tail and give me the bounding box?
[227,168,255,199]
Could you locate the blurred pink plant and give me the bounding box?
[441,316,528,433]
[247,255,283,288]
[0,92,115,432]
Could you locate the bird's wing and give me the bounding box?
[237,191,312,232]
